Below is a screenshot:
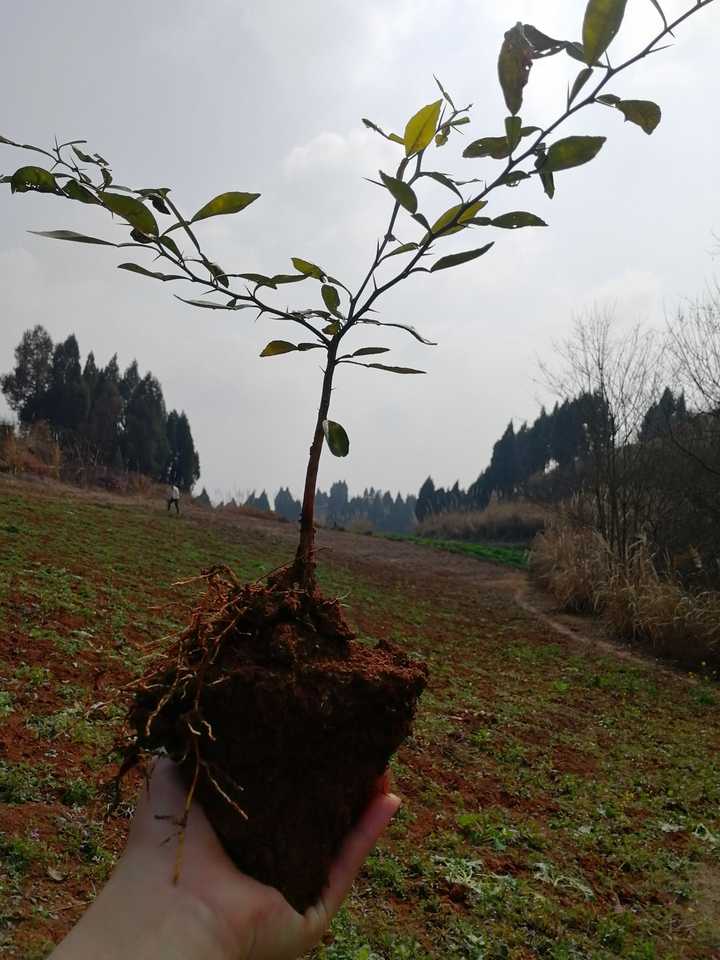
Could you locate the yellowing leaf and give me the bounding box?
[582,0,628,65]
[191,191,260,223]
[260,340,297,357]
[616,99,661,134]
[498,23,533,116]
[430,200,487,237]
[404,100,442,157]
[291,257,325,280]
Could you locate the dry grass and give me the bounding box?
[531,518,720,668]
[418,498,546,544]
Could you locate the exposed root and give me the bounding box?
[117,563,352,853]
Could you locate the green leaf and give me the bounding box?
[352,347,390,357]
[434,74,456,110]
[297,343,325,352]
[191,191,260,223]
[540,170,556,198]
[544,136,606,172]
[596,93,621,106]
[291,257,325,280]
[364,363,426,374]
[100,192,158,235]
[647,0,669,31]
[10,166,57,194]
[158,235,183,259]
[419,172,463,198]
[72,145,99,165]
[492,212,547,229]
[498,171,531,187]
[117,263,185,281]
[379,171,418,214]
[498,23,533,116]
[238,272,277,288]
[582,0,628,66]
[360,319,437,345]
[206,261,229,286]
[63,180,99,204]
[385,242,419,259]
[176,297,249,310]
[323,321,341,335]
[29,229,117,246]
[430,200,487,237]
[271,273,309,285]
[323,420,350,457]
[404,100,442,157]
[523,24,566,54]
[321,284,341,315]
[505,116,523,152]
[260,340,297,357]
[130,229,154,245]
[565,42,588,64]
[616,99,661,135]
[463,137,510,160]
[430,242,494,272]
[569,67,594,105]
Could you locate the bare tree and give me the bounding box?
[666,284,720,479]
[542,307,666,559]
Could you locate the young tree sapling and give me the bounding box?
[1,0,715,912]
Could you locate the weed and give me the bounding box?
[0,834,46,876]
[0,762,54,803]
[0,690,13,717]
[13,664,51,686]
[60,777,95,806]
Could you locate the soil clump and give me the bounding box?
[126,567,427,912]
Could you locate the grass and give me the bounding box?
[385,534,529,569]
[0,476,718,958]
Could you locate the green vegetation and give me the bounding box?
[0,478,718,957]
[386,534,528,569]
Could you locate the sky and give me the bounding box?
[1,0,718,504]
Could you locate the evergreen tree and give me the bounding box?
[122,372,169,477]
[82,351,99,401]
[275,487,301,521]
[194,487,212,507]
[488,421,517,498]
[120,360,141,403]
[46,334,89,436]
[86,359,123,465]
[416,476,436,522]
[640,387,687,442]
[245,490,271,512]
[1,325,54,424]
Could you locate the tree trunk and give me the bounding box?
[292,343,338,588]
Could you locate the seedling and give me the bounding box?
[1,0,714,912]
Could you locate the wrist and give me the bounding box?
[51,850,244,960]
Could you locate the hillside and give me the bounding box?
[0,475,718,959]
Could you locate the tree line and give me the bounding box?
[1,325,200,490]
[216,482,418,534]
[416,300,720,580]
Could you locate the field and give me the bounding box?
[385,534,529,569]
[0,476,719,959]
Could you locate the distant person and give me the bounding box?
[167,483,181,515]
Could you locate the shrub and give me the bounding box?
[530,518,720,668]
[418,499,546,544]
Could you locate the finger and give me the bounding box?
[319,791,401,919]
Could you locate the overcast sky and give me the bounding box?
[1,1,718,503]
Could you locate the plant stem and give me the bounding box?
[292,340,339,587]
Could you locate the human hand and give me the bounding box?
[51,758,400,960]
